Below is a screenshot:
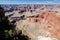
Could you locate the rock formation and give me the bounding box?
[16,12,60,40]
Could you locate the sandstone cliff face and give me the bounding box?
[16,12,60,40]
[28,12,60,38]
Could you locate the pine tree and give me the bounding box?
[0,5,30,40]
[0,5,15,40]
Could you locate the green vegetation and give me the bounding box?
[0,6,30,40]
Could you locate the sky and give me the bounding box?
[0,0,60,4]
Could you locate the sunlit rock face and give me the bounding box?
[38,36,58,40]
[16,12,60,40]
